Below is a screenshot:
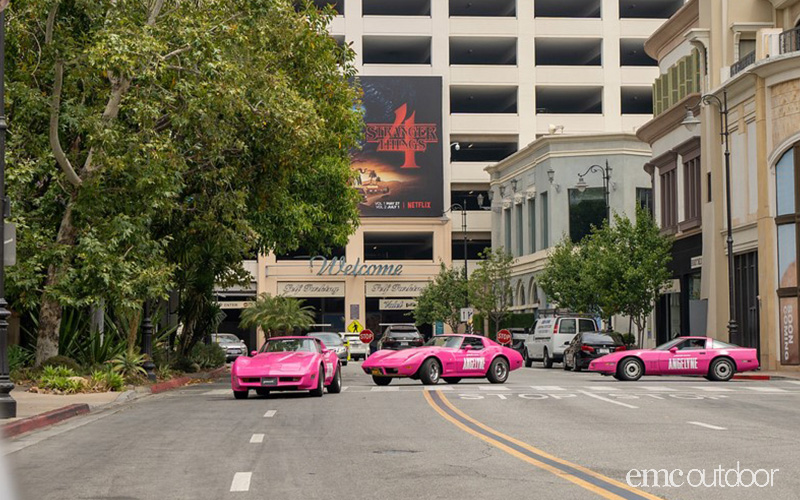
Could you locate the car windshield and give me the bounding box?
[710,339,740,349]
[582,333,622,344]
[214,335,239,343]
[425,336,463,348]
[308,333,342,346]
[261,339,319,353]
[654,338,686,351]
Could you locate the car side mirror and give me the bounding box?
[564,341,571,346]
[669,347,678,354]
[250,351,258,357]
[462,345,473,351]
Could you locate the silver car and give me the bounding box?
[212,333,248,361]
[307,332,348,366]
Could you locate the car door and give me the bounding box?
[554,318,577,355]
[659,338,709,374]
[452,337,488,376]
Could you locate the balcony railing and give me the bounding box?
[780,26,800,55]
[730,50,755,77]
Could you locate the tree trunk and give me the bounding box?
[34,200,77,366]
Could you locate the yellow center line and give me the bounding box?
[423,390,663,500]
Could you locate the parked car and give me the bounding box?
[588,336,760,382]
[211,333,248,362]
[524,316,599,368]
[563,332,627,372]
[362,334,524,385]
[231,336,342,398]
[377,324,424,351]
[344,333,369,360]
[307,332,348,366]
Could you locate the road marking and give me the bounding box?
[583,386,619,392]
[785,381,800,385]
[341,386,349,392]
[426,385,453,391]
[479,385,509,391]
[230,472,252,492]
[637,386,676,392]
[202,389,230,396]
[577,390,639,409]
[263,410,277,418]
[250,434,265,444]
[745,387,787,392]
[371,386,399,392]
[688,421,727,431]
[424,391,661,500]
[690,386,734,392]
[530,386,564,391]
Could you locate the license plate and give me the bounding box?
[261,377,277,386]
[400,342,409,346]
[371,368,382,376]
[598,348,609,355]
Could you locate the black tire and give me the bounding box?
[233,390,248,400]
[487,357,510,384]
[524,349,533,368]
[563,354,572,371]
[443,377,462,384]
[255,388,270,397]
[372,375,392,386]
[419,358,441,385]
[542,348,553,369]
[343,361,348,366]
[573,356,582,372]
[327,363,343,393]
[617,357,644,381]
[708,358,735,382]
[573,363,582,373]
[310,366,324,397]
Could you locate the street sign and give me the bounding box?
[347,320,364,334]
[4,222,15,267]
[359,329,374,345]
[496,329,512,345]
[460,307,474,323]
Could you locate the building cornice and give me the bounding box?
[636,93,701,145]
[644,0,699,61]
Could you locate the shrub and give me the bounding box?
[38,366,85,394]
[90,369,126,392]
[41,365,77,378]
[188,343,226,370]
[8,345,33,371]
[42,356,82,373]
[110,351,148,380]
[619,332,637,347]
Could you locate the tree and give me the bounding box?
[469,248,514,335]
[239,294,315,338]
[7,1,362,363]
[413,264,468,332]
[538,237,599,316]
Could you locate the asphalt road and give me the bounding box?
[4,362,800,500]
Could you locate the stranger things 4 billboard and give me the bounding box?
[354,76,443,217]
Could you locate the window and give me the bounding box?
[579,319,597,332]
[541,193,549,248]
[636,187,653,214]
[682,150,702,225]
[462,336,485,350]
[676,338,707,351]
[707,172,712,202]
[777,144,800,294]
[528,199,536,253]
[364,232,433,260]
[363,0,430,16]
[559,319,577,334]
[277,245,345,261]
[504,207,512,251]
[515,203,524,256]
[660,166,677,230]
[452,239,491,260]
[568,187,605,242]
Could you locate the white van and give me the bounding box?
[524,316,599,368]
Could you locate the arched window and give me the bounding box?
[528,278,538,305]
[776,142,800,365]
[518,283,526,307]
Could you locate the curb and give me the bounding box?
[2,404,90,439]
[149,366,228,394]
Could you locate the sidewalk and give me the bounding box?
[7,389,122,422]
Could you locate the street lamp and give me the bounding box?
[0,0,15,419]
[681,89,739,339]
[575,160,612,222]
[444,203,469,309]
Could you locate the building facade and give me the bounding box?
[639,0,800,371]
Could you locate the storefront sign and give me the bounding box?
[277,282,345,297]
[217,301,253,310]
[311,256,403,277]
[690,256,703,269]
[379,299,417,311]
[780,297,800,365]
[366,281,429,297]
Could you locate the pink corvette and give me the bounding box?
[231,336,342,398]
[361,334,524,386]
[588,336,760,382]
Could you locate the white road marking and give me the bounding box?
[263,410,277,418]
[341,386,349,392]
[230,472,252,492]
[583,386,619,391]
[202,389,230,396]
[370,386,399,392]
[745,387,787,392]
[577,390,639,409]
[691,386,735,392]
[785,381,800,385]
[688,421,727,431]
[479,385,510,391]
[426,385,453,391]
[529,386,564,391]
[250,434,264,444]
[638,386,676,392]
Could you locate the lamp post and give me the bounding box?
[575,160,612,222]
[445,203,469,307]
[0,0,16,419]
[681,89,739,339]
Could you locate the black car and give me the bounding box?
[377,325,424,351]
[563,332,626,372]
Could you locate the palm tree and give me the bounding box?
[239,294,315,337]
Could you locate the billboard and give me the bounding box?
[353,76,443,217]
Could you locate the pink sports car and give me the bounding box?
[361,334,524,386]
[588,336,760,382]
[231,336,342,398]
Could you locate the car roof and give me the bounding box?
[268,336,317,341]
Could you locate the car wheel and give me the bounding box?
[327,363,343,394]
[443,377,462,384]
[255,388,270,397]
[342,361,348,366]
[310,365,324,397]
[708,358,735,382]
[487,357,510,384]
[419,358,441,385]
[233,390,248,400]
[524,349,533,368]
[563,354,572,371]
[573,357,582,372]
[372,375,392,386]
[617,358,644,381]
[542,348,553,369]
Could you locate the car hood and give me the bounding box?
[364,346,437,366]
[234,352,318,375]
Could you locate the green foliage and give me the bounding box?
[41,365,76,379]
[188,343,226,370]
[90,369,126,392]
[42,355,82,373]
[413,264,468,331]
[110,350,148,380]
[239,294,315,336]
[469,248,515,333]
[8,345,33,372]
[38,365,84,393]
[619,333,637,347]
